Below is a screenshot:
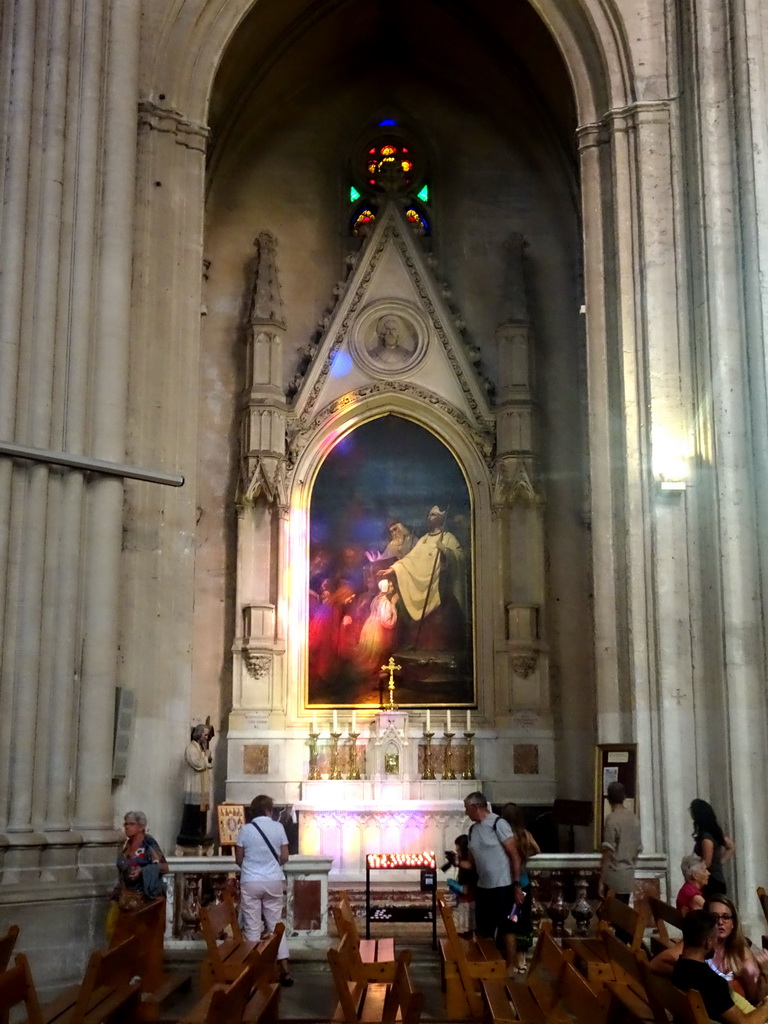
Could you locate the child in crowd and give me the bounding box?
[447,834,477,937]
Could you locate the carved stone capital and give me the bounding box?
[244,650,271,680]
[492,458,539,509]
[240,455,287,507]
[511,654,538,679]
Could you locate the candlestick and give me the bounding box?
[422,731,436,780]
[426,709,431,732]
[462,732,476,779]
[466,709,471,732]
[312,712,318,733]
[307,731,321,780]
[443,731,456,779]
[333,709,338,732]
[329,730,342,779]
[348,731,361,780]
[446,710,451,733]
[351,710,357,733]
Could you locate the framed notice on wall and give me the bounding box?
[593,743,637,848]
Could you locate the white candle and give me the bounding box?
[466,710,471,733]
[312,712,318,733]
[446,710,452,733]
[351,711,357,733]
[426,709,431,732]
[333,709,338,733]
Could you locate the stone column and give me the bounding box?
[577,122,630,742]
[118,98,207,839]
[74,0,142,846]
[0,0,46,845]
[44,0,106,842]
[606,98,699,865]
[680,0,768,906]
[729,0,768,905]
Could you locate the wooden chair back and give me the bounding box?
[201,897,243,942]
[205,965,253,1024]
[243,982,280,1024]
[248,923,284,985]
[526,926,574,1014]
[328,939,365,1024]
[598,897,645,950]
[556,961,610,1023]
[109,896,166,990]
[647,896,684,954]
[601,929,649,997]
[70,937,141,1024]
[382,958,424,1024]
[640,960,710,1024]
[332,893,361,946]
[0,954,44,1024]
[437,898,505,1019]
[531,924,570,976]
[200,892,243,947]
[0,926,19,973]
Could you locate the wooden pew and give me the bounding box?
[0,926,19,973]
[646,896,683,957]
[563,897,645,984]
[332,893,396,970]
[482,960,611,1024]
[480,924,572,1024]
[179,961,280,1024]
[437,897,506,1020]
[599,931,656,1023]
[381,957,423,1024]
[640,959,709,1024]
[0,954,44,1024]
[109,897,191,1018]
[328,936,417,1024]
[39,937,142,1024]
[199,893,283,990]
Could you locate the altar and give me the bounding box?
[294,710,477,881]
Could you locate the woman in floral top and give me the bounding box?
[115,810,168,911]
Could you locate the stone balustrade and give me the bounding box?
[164,854,334,951]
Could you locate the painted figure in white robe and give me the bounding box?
[380,506,466,650]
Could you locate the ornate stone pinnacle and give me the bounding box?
[249,231,285,329]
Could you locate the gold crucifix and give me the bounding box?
[381,656,402,711]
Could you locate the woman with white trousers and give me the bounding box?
[235,794,293,986]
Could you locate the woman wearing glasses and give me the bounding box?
[651,895,768,1006]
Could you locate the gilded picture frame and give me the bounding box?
[307,414,474,708]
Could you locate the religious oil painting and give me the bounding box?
[308,414,473,708]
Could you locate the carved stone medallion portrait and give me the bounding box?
[350,300,428,378]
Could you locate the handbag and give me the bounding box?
[250,820,281,863]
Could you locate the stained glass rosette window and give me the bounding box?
[365,141,415,191]
[349,129,430,237]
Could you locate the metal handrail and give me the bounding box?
[0,440,184,487]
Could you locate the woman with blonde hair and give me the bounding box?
[500,803,541,973]
[651,894,768,1005]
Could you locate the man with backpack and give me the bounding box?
[464,791,524,957]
